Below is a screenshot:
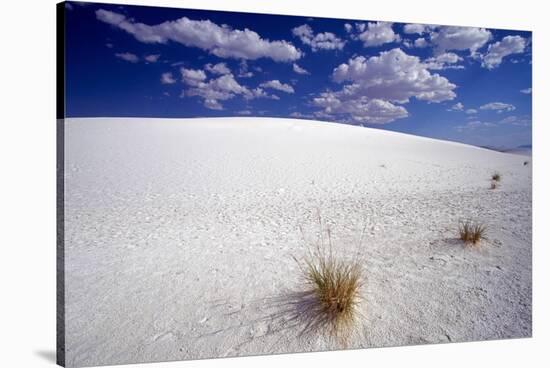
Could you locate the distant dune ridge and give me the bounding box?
[63,117,531,367]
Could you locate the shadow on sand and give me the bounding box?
[198,288,363,350]
[34,350,57,364]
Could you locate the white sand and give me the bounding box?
[64,117,531,367]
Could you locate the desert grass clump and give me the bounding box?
[459,220,487,246]
[491,172,501,182]
[293,221,365,345]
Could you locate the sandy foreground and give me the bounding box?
[63,117,531,367]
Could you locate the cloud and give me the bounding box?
[455,120,497,132]
[115,52,139,63]
[312,48,456,124]
[402,39,413,48]
[116,52,161,64]
[424,52,464,70]
[312,94,408,124]
[430,26,492,55]
[205,62,231,75]
[96,9,302,62]
[357,22,400,47]
[160,72,176,84]
[465,108,477,114]
[243,87,280,101]
[498,115,531,126]
[181,68,207,86]
[292,63,310,75]
[292,24,345,51]
[204,99,223,110]
[482,35,527,69]
[144,54,160,63]
[332,48,457,103]
[403,23,432,35]
[260,80,295,93]
[403,37,428,49]
[289,111,314,119]
[414,38,428,48]
[183,73,248,109]
[520,88,532,94]
[479,102,516,112]
[237,60,254,78]
[448,102,464,111]
[355,23,367,33]
[180,68,278,109]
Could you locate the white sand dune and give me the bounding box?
[64,117,531,367]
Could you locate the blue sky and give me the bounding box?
[64,1,532,149]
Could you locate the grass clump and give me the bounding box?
[303,250,362,338]
[459,220,487,246]
[294,220,365,345]
[491,172,501,182]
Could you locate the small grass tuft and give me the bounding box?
[491,172,501,182]
[459,220,487,246]
[523,161,529,166]
[303,253,362,339]
[293,220,365,345]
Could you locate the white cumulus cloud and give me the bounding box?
[358,22,400,47]
[292,24,345,51]
[144,54,160,63]
[479,102,516,112]
[115,52,139,63]
[205,62,231,75]
[332,48,457,103]
[403,23,432,35]
[430,26,492,55]
[204,99,223,110]
[292,63,310,75]
[313,94,408,124]
[181,68,207,86]
[414,38,428,48]
[424,52,464,70]
[260,80,295,93]
[160,72,176,84]
[96,9,302,62]
[482,35,527,69]
[449,102,464,111]
[180,68,278,110]
[237,60,254,78]
[183,73,248,110]
[312,48,456,124]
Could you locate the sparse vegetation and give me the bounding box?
[490,180,498,190]
[524,161,529,166]
[491,172,501,182]
[459,220,487,246]
[293,221,364,345]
